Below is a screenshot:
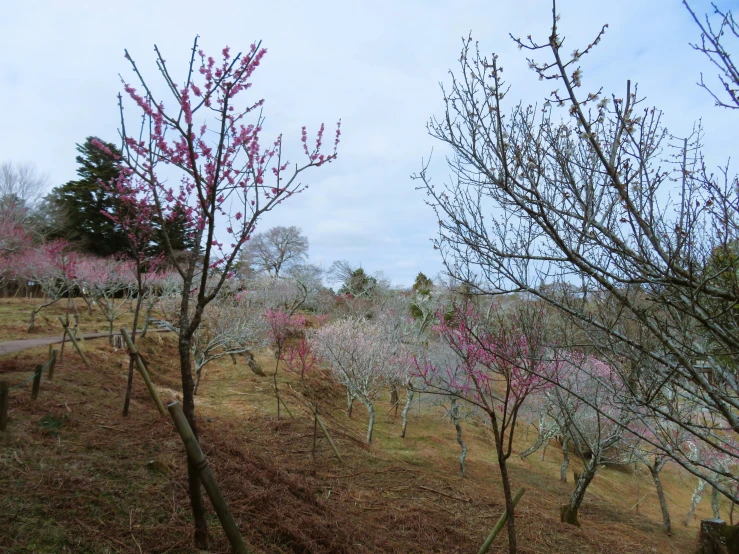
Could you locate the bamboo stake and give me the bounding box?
[168,401,250,554]
[0,381,8,431]
[120,328,166,416]
[477,487,526,554]
[57,317,90,367]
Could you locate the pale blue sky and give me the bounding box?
[1,1,736,286]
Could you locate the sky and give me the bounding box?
[1,0,736,287]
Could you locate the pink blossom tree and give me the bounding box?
[282,335,326,460]
[99,164,173,415]
[108,37,339,547]
[263,308,306,418]
[16,240,79,331]
[415,303,556,553]
[0,220,31,290]
[283,335,319,387]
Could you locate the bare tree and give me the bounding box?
[243,225,309,278]
[0,162,48,218]
[415,1,739,502]
[685,1,739,110]
[0,162,49,247]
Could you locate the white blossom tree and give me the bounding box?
[159,281,269,394]
[311,316,406,444]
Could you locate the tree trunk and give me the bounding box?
[366,401,375,444]
[561,458,598,526]
[108,319,114,346]
[358,397,375,444]
[560,438,570,483]
[347,389,355,418]
[140,300,154,338]
[390,384,399,418]
[123,288,144,416]
[401,387,414,438]
[497,453,518,553]
[649,463,672,535]
[178,325,209,548]
[450,398,467,477]
[273,362,281,419]
[520,414,549,460]
[194,365,205,396]
[520,433,547,460]
[685,479,707,526]
[244,350,265,376]
[712,485,721,519]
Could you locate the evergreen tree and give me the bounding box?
[338,267,378,297]
[42,137,194,257]
[43,137,128,257]
[412,272,433,297]
[151,204,195,255]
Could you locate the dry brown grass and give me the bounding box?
[0,304,718,552]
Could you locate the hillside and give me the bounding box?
[0,299,719,553]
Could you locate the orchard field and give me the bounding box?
[0,296,725,552]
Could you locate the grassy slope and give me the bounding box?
[0,300,720,553]
[0,297,139,341]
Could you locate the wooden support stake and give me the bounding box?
[0,381,8,431]
[315,410,345,464]
[31,364,42,400]
[168,401,250,554]
[48,350,57,381]
[120,328,166,416]
[285,385,344,464]
[271,384,294,419]
[57,317,90,367]
[59,326,66,362]
[477,487,526,554]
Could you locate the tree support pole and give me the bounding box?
[121,328,166,416]
[58,317,90,367]
[168,401,250,554]
[477,487,526,554]
[314,409,344,464]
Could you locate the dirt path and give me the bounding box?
[0,330,167,356]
